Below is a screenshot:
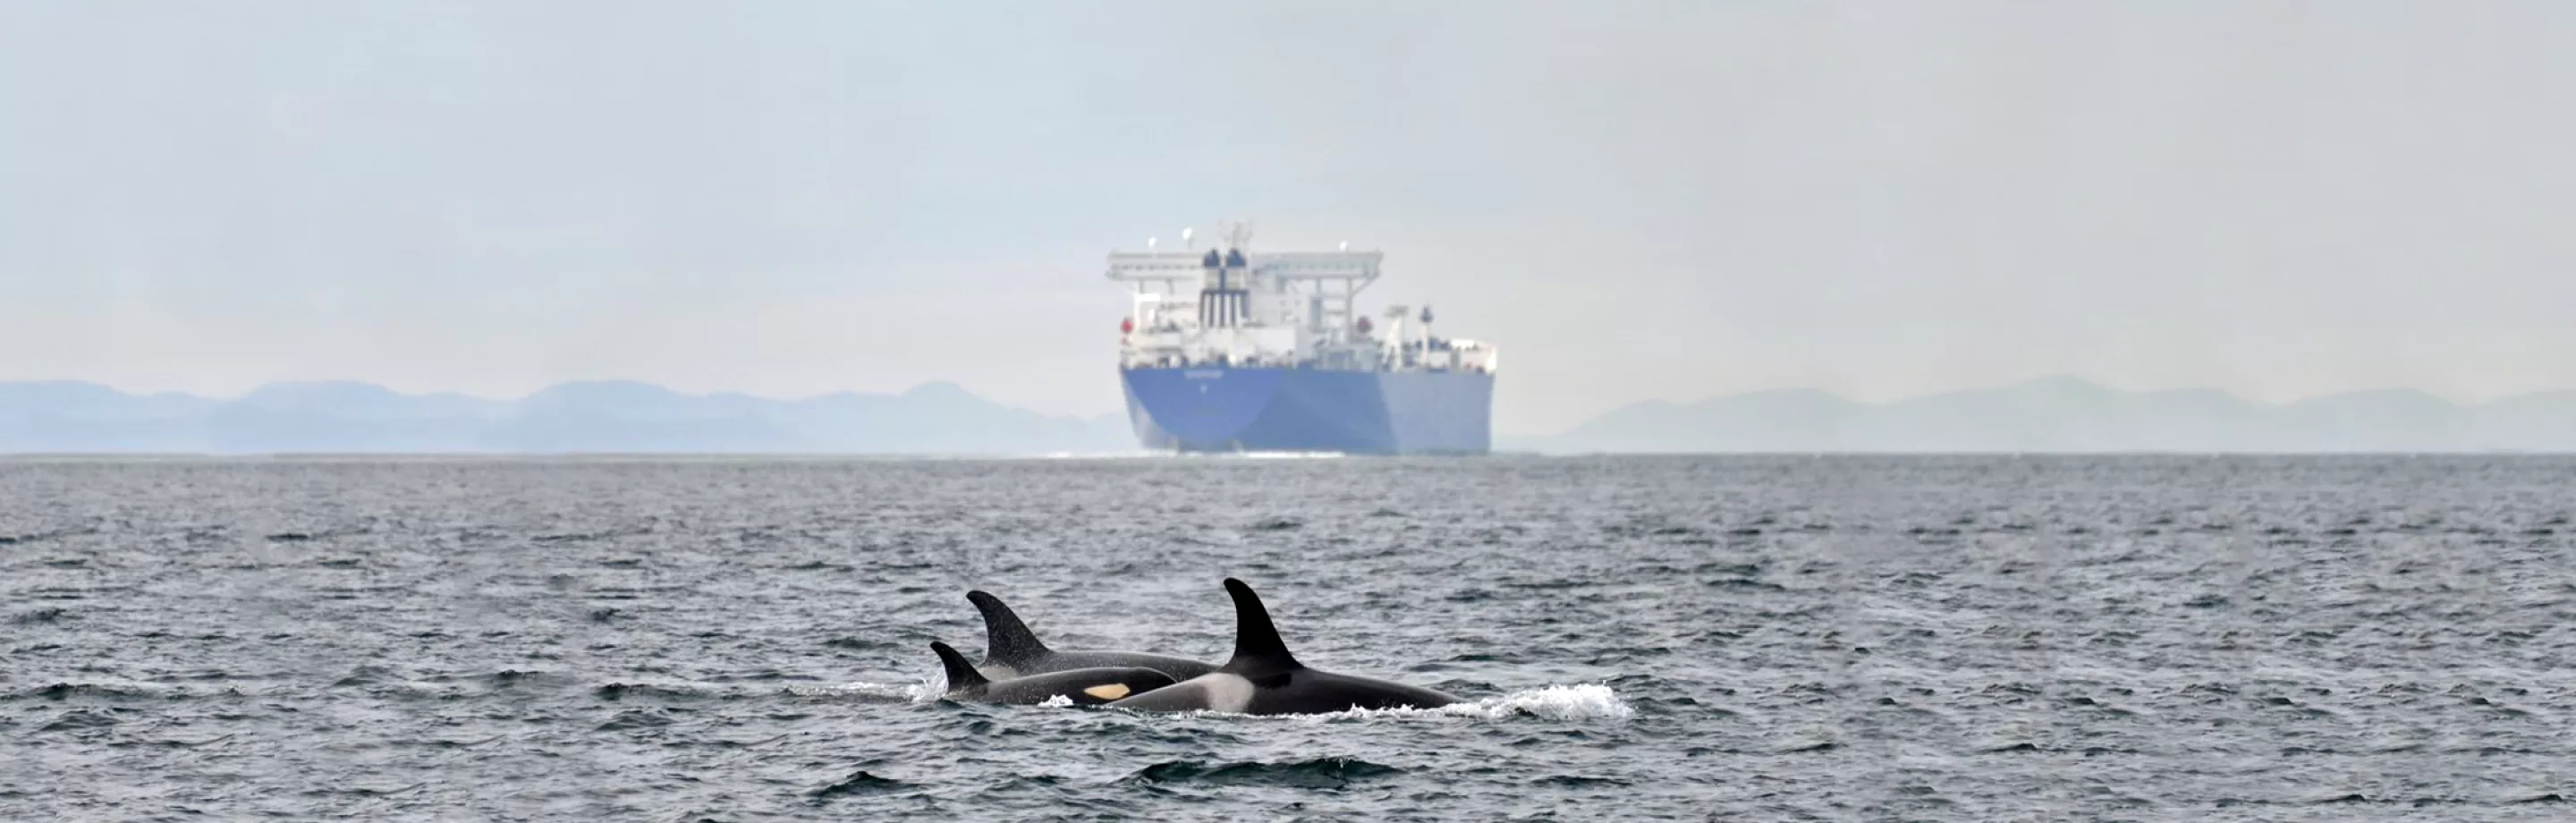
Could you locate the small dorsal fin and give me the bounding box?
[928,641,988,692]
[966,590,1048,666]
[1220,578,1301,675]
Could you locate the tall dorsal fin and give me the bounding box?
[966,590,1048,666]
[928,641,988,692]
[1220,578,1302,675]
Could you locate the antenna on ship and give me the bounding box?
[1339,240,1349,251]
[1148,237,1158,250]
[1181,227,1195,250]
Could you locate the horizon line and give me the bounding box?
[9,373,2576,414]
[4,449,2574,460]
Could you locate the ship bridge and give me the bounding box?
[1105,222,1496,376]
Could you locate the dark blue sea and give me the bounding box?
[4,455,2572,821]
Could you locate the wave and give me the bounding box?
[37,709,123,733]
[1123,757,1402,789]
[592,682,721,701]
[19,682,168,701]
[594,708,677,732]
[809,770,911,801]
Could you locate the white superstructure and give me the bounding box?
[1106,221,1498,374]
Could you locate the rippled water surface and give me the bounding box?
[4,455,2574,820]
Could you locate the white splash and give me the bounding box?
[794,680,945,703]
[1447,683,1634,721]
[1140,683,1635,723]
[1037,694,1075,708]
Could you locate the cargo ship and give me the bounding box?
[1107,222,1496,454]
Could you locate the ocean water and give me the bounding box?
[4,455,2572,821]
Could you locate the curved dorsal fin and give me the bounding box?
[1220,578,1301,675]
[966,590,1048,666]
[928,641,988,692]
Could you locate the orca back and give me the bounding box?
[1106,578,1461,716]
[1022,649,1216,681]
[981,666,1179,706]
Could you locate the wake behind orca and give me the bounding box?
[928,641,1176,706]
[1106,578,1461,716]
[966,590,1217,682]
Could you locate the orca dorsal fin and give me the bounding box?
[966,590,1048,666]
[1221,578,1302,675]
[928,641,989,692]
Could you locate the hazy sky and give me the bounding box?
[4,2,2572,433]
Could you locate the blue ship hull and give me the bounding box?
[1121,367,1493,454]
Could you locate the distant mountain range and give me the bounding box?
[1505,376,2576,454]
[5,376,2572,454]
[0,380,1133,454]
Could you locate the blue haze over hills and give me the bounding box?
[4,377,2572,454]
[0,380,1132,455]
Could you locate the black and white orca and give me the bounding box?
[1106,578,1462,716]
[928,641,1176,706]
[966,590,1217,681]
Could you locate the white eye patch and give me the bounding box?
[1082,683,1131,700]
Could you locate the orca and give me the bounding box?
[928,641,1177,706]
[967,590,1217,681]
[1106,578,1462,716]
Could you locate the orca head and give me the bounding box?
[966,590,1050,669]
[1216,578,1304,680]
[928,641,990,697]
